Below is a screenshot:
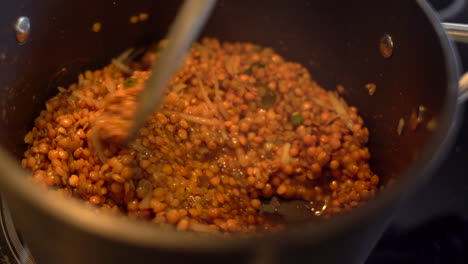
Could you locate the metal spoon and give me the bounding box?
[125,0,217,144]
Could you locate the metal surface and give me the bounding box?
[127,0,216,143]
[0,0,461,264]
[0,198,34,264]
[379,34,394,59]
[13,16,30,44]
[367,104,468,264]
[443,22,468,44]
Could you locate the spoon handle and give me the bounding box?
[127,0,217,143]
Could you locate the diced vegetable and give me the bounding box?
[328,91,354,131]
[242,62,266,75]
[397,118,405,136]
[251,62,265,68]
[124,78,137,87]
[290,114,304,126]
[281,143,291,165]
[364,83,377,96]
[243,68,253,75]
[24,131,33,144]
[258,85,277,110]
[409,111,418,131]
[253,45,263,51]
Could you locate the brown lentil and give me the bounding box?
[21,38,379,234]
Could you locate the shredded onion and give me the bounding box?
[328,91,354,130]
[225,56,240,76]
[105,82,116,93]
[90,126,107,163]
[281,143,291,165]
[111,48,135,75]
[172,83,187,93]
[57,86,67,93]
[235,147,249,167]
[111,59,133,75]
[73,92,103,108]
[78,74,85,86]
[199,76,221,119]
[116,48,134,62]
[130,142,153,156]
[24,131,33,144]
[397,118,405,136]
[214,75,230,120]
[311,98,334,111]
[164,111,221,126]
[127,48,145,62]
[197,75,229,140]
[191,224,220,234]
[225,56,235,75]
[152,170,164,183]
[138,179,153,209]
[139,195,151,209]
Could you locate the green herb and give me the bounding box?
[124,78,137,87]
[242,62,266,75]
[291,114,304,126]
[242,68,253,75]
[252,62,265,68]
[258,84,277,110]
[253,45,263,51]
[258,85,267,96]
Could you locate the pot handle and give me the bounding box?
[442,22,468,102]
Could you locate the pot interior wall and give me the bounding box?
[0,0,447,187]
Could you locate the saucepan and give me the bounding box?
[0,0,466,263]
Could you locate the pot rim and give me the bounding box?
[0,0,461,254]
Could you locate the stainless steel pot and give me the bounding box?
[0,0,465,263]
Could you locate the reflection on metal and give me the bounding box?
[397,118,405,136]
[443,23,468,44]
[14,16,30,44]
[0,198,35,264]
[310,200,327,216]
[379,34,394,59]
[409,106,428,131]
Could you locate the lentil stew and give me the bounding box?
[21,38,379,234]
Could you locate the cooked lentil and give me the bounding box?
[91,22,102,33]
[21,38,379,233]
[364,83,377,96]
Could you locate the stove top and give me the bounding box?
[367,104,468,264]
[1,2,468,264]
[0,197,34,264]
